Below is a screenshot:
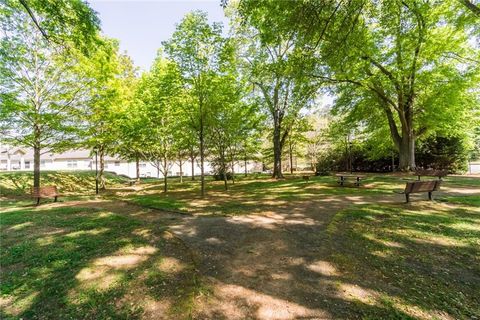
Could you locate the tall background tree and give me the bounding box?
[163,11,232,196]
[237,0,479,171]
[0,5,94,188]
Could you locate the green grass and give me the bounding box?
[123,174,407,216]
[0,202,199,320]
[0,171,128,196]
[326,202,480,319]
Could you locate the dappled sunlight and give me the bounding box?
[8,221,33,230]
[0,291,39,317]
[156,257,186,274]
[65,227,109,238]
[363,234,405,248]
[198,282,330,320]
[335,282,378,305]
[307,260,339,277]
[407,234,469,247]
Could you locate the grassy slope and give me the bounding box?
[0,171,128,196]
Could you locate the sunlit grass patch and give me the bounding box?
[326,202,480,319]
[0,171,128,196]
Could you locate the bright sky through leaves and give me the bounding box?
[89,0,229,70]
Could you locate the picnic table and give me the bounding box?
[335,173,366,187]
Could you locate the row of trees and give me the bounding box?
[1,0,479,195]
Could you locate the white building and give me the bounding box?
[0,145,262,178]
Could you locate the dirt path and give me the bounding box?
[52,187,477,320]
[166,193,401,320]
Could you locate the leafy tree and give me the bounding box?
[0,7,87,188]
[76,38,136,189]
[136,54,183,192]
[163,11,230,196]
[238,0,479,171]
[232,26,318,178]
[13,0,100,52]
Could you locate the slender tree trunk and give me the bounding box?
[200,106,205,196]
[33,142,41,188]
[230,160,235,185]
[157,160,160,178]
[136,155,140,182]
[244,155,248,177]
[289,141,294,175]
[163,156,168,193]
[179,158,183,183]
[223,161,228,191]
[190,150,195,181]
[99,146,106,190]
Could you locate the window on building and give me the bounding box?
[115,161,120,166]
[24,161,30,169]
[67,160,78,168]
[140,163,147,168]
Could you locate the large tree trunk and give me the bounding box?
[33,143,40,188]
[272,121,284,179]
[382,102,416,171]
[99,146,106,190]
[398,131,415,171]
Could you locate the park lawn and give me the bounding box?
[0,171,128,197]
[326,201,480,319]
[0,202,202,320]
[122,174,403,216]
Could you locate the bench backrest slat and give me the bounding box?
[31,186,58,197]
[405,180,441,194]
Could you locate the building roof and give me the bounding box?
[0,145,121,161]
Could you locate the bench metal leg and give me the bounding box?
[54,196,58,202]
[36,198,40,205]
[428,192,432,201]
[405,194,410,203]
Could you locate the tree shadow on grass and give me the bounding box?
[0,203,199,320]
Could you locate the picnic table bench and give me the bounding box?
[414,169,448,180]
[31,186,60,205]
[335,173,366,187]
[396,180,442,203]
[302,175,311,182]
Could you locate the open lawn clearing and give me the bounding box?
[0,199,203,320]
[1,174,479,319]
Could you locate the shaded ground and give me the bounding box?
[1,174,479,319]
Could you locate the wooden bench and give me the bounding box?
[335,174,366,187]
[397,180,441,203]
[31,186,60,205]
[415,169,448,180]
